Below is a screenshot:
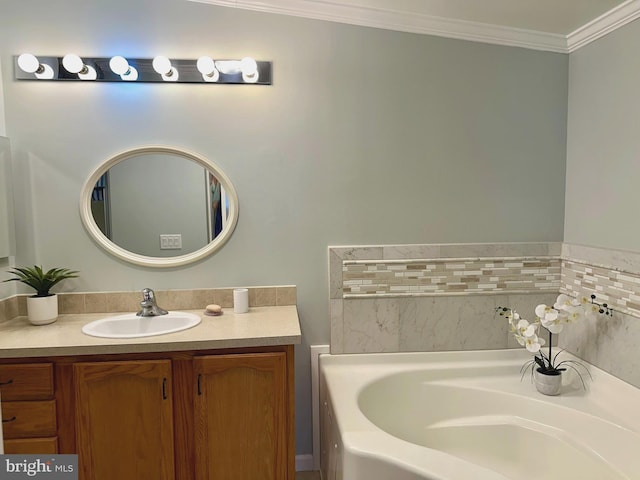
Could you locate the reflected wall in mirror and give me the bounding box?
[80,146,239,268]
[0,137,15,259]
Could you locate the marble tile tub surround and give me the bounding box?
[561,243,640,318]
[333,292,558,354]
[0,285,296,321]
[329,242,640,388]
[559,244,640,388]
[329,242,561,354]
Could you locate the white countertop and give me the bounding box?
[0,306,301,358]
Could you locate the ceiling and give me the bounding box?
[187,0,640,53]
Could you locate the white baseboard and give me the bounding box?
[296,454,315,471]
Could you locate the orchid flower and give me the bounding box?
[523,331,545,353]
[563,305,586,323]
[553,293,581,310]
[498,293,609,380]
[535,303,564,334]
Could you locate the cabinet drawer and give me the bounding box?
[0,363,54,400]
[2,400,57,438]
[4,437,58,454]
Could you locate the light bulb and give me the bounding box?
[240,57,257,76]
[109,56,130,75]
[62,54,95,80]
[37,65,55,80]
[197,56,219,82]
[152,56,172,75]
[153,56,178,81]
[197,56,215,75]
[17,53,41,73]
[242,71,259,83]
[215,60,241,75]
[122,66,138,81]
[109,56,138,81]
[204,68,219,82]
[62,54,85,74]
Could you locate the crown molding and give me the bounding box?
[567,0,640,52]
[188,0,640,54]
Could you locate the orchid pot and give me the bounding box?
[533,367,562,396]
[497,293,613,395]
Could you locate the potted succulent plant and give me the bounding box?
[3,266,79,325]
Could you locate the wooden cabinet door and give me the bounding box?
[74,360,174,480]
[194,352,287,480]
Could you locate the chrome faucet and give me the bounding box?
[137,288,168,317]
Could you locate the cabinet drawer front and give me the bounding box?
[4,437,58,454]
[2,400,57,438]
[0,363,54,400]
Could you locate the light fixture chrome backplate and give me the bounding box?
[14,55,272,84]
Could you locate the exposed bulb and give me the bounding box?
[109,56,138,81]
[197,56,219,82]
[152,56,178,81]
[61,54,96,80]
[242,71,259,83]
[109,56,130,75]
[196,56,215,75]
[240,57,257,76]
[17,53,41,73]
[122,66,138,81]
[152,56,172,75]
[62,54,85,74]
[215,60,241,75]
[18,53,54,80]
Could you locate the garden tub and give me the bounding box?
[319,349,640,480]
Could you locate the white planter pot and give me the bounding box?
[534,368,562,396]
[26,294,59,326]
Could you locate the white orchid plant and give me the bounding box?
[497,293,612,382]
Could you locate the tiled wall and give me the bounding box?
[330,242,640,388]
[0,285,297,323]
[343,257,560,297]
[561,261,640,319]
[330,243,561,354]
[559,244,640,388]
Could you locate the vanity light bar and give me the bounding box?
[14,55,272,85]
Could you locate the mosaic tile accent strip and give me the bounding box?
[342,257,561,298]
[561,259,640,319]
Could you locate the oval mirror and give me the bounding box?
[79,146,239,267]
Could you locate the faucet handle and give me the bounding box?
[138,288,168,316]
[142,288,155,301]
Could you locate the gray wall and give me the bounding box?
[566,19,640,251]
[563,20,640,389]
[0,0,569,456]
[0,63,5,136]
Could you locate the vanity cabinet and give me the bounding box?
[74,360,175,480]
[0,363,58,454]
[0,345,295,480]
[194,353,287,480]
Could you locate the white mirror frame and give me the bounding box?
[79,146,239,268]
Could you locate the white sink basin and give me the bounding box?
[82,311,201,339]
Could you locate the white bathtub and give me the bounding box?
[319,349,640,480]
